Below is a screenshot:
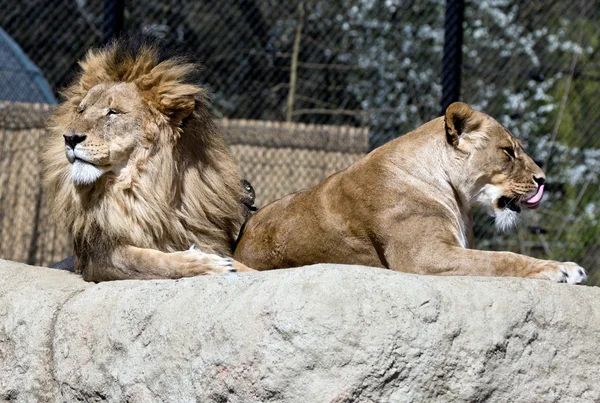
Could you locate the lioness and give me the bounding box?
[235,102,587,284]
[42,38,252,281]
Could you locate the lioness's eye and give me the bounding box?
[503,147,516,159]
[107,108,120,116]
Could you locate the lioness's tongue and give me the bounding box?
[523,184,544,207]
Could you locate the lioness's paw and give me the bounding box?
[539,262,587,285]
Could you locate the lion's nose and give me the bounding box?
[63,133,87,149]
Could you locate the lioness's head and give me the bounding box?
[46,39,201,187]
[444,102,545,231]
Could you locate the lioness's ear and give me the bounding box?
[444,102,481,147]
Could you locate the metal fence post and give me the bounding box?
[103,0,125,44]
[441,0,465,115]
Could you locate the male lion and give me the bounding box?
[235,102,587,284]
[42,38,252,282]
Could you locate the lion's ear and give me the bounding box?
[444,102,482,147]
[157,84,199,127]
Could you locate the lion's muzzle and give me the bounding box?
[63,133,87,149]
[61,132,112,184]
[63,132,111,167]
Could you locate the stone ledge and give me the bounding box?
[0,259,598,402]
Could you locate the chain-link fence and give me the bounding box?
[1,0,599,283]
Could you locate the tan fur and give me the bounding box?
[42,40,252,281]
[235,103,587,284]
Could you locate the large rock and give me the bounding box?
[0,259,598,402]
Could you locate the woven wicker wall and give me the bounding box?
[0,103,368,267]
[0,102,71,266]
[222,119,368,206]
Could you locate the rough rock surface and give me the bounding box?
[0,258,599,403]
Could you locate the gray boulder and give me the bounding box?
[0,259,598,402]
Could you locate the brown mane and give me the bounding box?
[42,39,244,279]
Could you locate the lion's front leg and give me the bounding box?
[83,245,253,282]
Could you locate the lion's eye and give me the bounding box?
[107,108,121,116]
[503,147,516,159]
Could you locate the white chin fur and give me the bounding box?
[494,208,519,232]
[71,160,106,185]
[474,184,503,212]
[474,184,519,232]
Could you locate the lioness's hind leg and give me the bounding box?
[232,260,254,272]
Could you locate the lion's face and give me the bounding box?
[445,102,545,231]
[61,82,149,186]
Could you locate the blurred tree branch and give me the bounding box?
[286,1,305,122]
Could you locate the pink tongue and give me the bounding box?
[525,184,544,205]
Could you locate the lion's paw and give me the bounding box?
[184,245,237,274]
[539,262,587,285]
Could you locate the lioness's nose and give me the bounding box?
[63,133,87,149]
[534,176,545,186]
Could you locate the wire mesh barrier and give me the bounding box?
[0,0,598,283]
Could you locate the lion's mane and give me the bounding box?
[42,38,244,271]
